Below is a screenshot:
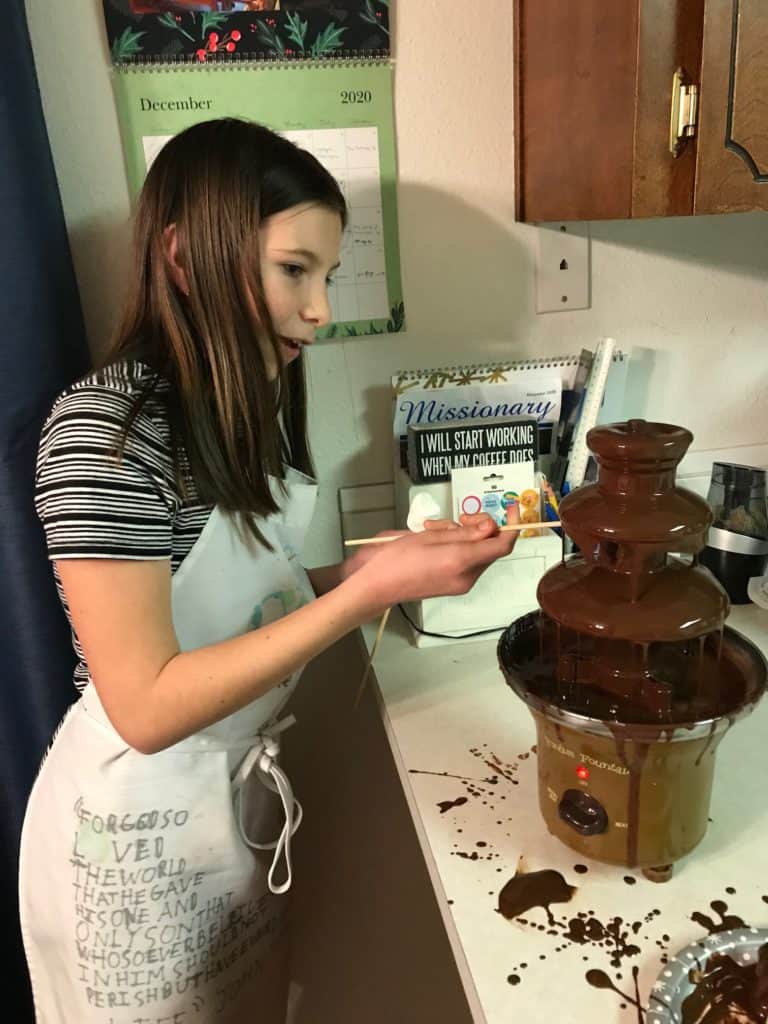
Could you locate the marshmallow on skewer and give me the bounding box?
[406,492,443,533]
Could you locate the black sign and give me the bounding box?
[407,416,538,483]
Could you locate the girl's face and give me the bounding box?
[258,202,343,378]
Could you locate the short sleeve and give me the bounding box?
[34,384,176,560]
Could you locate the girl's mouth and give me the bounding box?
[278,336,303,359]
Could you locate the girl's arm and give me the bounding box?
[57,516,515,754]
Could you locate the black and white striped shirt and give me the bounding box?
[35,360,212,691]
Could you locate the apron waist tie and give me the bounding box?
[232,715,302,896]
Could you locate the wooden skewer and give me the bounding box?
[344,521,561,547]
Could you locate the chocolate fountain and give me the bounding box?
[499,421,767,880]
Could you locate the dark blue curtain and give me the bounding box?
[1,3,90,1018]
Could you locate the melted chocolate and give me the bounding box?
[681,944,768,1024]
[502,612,753,726]
[498,868,576,925]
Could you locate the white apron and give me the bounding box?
[19,471,317,1024]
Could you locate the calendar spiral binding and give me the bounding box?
[391,352,625,390]
[116,49,391,71]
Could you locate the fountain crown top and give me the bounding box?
[587,420,693,472]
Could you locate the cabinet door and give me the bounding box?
[514,0,639,222]
[514,0,704,222]
[632,0,704,218]
[695,0,768,213]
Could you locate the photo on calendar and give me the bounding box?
[104,0,390,63]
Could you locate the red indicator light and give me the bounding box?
[576,764,590,781]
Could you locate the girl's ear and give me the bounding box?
[162,223,190,296]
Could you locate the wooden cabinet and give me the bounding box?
[514,0,768,221]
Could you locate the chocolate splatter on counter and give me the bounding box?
[410,742,538,817]
[691,899,748,935]
[409,743,541,865]
[408,743,764,1020]
[437,796,468,814]
[587,966,644,1023]
[498,866,577,926]
[499,861,662,973]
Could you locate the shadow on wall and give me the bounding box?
[315,200,768,503]
[68,212,133,358]
[394,182,530,340]
[305,181,533,505]
[590,209,768,281]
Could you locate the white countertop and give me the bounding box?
[361,603,768,1024]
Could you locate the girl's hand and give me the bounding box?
[339,529,407,582]
[341,511,503,580]
[355,512,518,613]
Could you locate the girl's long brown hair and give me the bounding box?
[104,119,347,545]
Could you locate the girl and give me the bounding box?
[19,118,516,1024]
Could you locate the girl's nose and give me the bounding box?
[301,281,332,328]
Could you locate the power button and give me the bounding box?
[558,789,609,836]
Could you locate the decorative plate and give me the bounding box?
[647,928,768,1024]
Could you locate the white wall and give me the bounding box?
[26,0,768,565]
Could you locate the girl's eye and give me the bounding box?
[281,263,305,279]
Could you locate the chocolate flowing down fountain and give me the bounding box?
[499,421,767,881]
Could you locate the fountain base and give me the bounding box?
[499,611,767,873]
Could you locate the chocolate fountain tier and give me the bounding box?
[538,558,729,643]
[560,485,712,552]
[559,420,712,557]
[588,420,693,468]
[499,610,766,728]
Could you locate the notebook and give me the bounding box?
[391,350,628,474]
